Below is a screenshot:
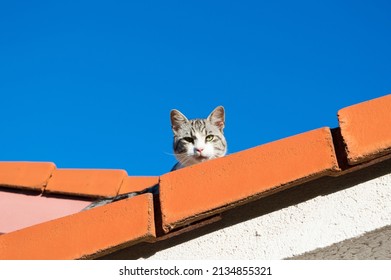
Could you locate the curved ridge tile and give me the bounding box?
[0,193,155,260]
[46,169,127,197]
[338,94,391,165]
[0,162,56,191]
[159,127,339,232]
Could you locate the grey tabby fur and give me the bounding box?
[82,185,158,211]
[170,106,227,170]
[82,106,227,211]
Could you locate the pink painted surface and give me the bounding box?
[0,190,91,233]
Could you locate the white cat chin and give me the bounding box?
[193,156,210,163]
[179,155,211,166]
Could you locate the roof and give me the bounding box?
[0,93,390,259]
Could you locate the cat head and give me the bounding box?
[170,106,227,168]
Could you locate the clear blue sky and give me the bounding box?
[1,1,390,175]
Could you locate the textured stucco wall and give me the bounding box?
[290,225,391,259]
[103,159,391,260]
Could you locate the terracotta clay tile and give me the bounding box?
[118,176,159,194]
[46,169,127,197]
[338,94,391,165]
[0,162,56,191]
[159,127,339,232]
[0,193,155,259]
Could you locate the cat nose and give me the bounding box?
[195,148,204,153]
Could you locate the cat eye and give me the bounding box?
[205,135,214,142]
[183,137,194,143]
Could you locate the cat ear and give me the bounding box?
[170,109,189,133]
[208,106,225,131]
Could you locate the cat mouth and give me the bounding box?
[194,154,210,161]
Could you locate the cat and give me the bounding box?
[170,106,227,170]
[82,106,227,211]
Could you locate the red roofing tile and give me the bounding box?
[118,176,159,194]
[338,94,391,165]
[46,169,127,197]
[0,162,55,191]
[159,127,339,232]
[0,193,155,259]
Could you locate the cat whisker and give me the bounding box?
[175,155,195,165]
[163,151,178,157]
